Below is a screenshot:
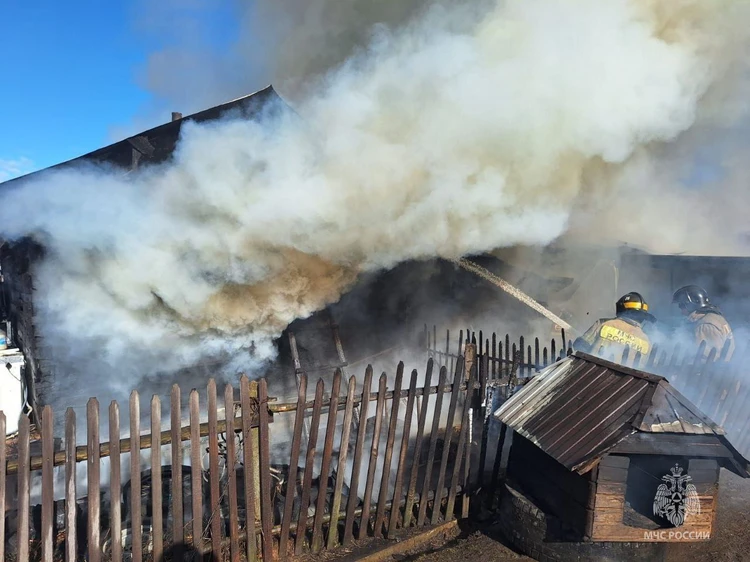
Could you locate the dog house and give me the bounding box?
[494,352,749,551]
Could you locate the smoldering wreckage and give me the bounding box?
[0,88,749,562]
[4,3,750,557]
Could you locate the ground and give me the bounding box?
[400,523,534,562]
[373,468,750,562]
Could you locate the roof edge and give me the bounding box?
[0,85,281,188]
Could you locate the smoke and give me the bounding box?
[2,0,750,393]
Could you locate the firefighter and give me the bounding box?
[573,292,654,359]
[672,285,735,359]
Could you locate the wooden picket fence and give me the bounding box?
[426,325,750,459]
[2,354,495,562]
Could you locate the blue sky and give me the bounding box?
[0,1,240,181]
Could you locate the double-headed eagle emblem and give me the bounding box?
[653,464,700,526]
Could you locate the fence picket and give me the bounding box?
[189,390,203,552]
[170,385,184,546]
[417,366,447,527]
[88,399,101,562]
[151,395,164,561]
[65,409,76,562]
[403,360,433,529]
[225,384,241,562]
[296,378,325,555]
[280,375,306,555]
[375,364,403,537]
[110,402,122,562]
[343,369,370,545]
[129,392,143,562]
[312,370,342,553]
[18,414,30,562]
[208,380,222,556]
[447,364,476,520]
[492,333,497,379]
[41,405,54,562]
[327,376,357,549]
[241,376,259,561]
[258,379,274,561]
[388,368,419,537]
[359,373,388,540]
[432,357,464,525]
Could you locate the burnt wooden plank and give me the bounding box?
[65,409,76,562]
[208,380,222,556]
[129,392,142,562]
[461,363,476,520]
[296,379,325,555]
[328,376,357,549]
[492,333,497,378]
[312,370,342,553]
[477,364,492,493]
[110,402,122,562]
[241,377,259,561]
[447,366,475,520]
[0,413,4,562]
[388,369,419,537]
[280,375,307,556]
[18,414,30,562]
[359,373,388,539]
[403,360,433,528]
[225,384,240,562]
[170,385,184,545]
[88,399,102,562]
[343,366,372,545]
[151,395,164,561]
[417,366,448,527]
[189,390,203,552]
[41,405,54,562]
[375,364,403,537]
[258,379,274,561]
[432,358,464,525]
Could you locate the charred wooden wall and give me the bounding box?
[506,433,594,540]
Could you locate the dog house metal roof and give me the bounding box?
[495,352,750,475]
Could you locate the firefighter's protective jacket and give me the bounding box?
[686,309,735,359]
[573,316,651,360]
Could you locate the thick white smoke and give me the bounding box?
[1,0,749,385]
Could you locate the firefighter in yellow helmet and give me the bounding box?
[573,292,654,360]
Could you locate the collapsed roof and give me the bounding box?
[495,352,750,477]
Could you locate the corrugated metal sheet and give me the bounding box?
[494,352,725,473]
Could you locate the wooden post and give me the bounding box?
[248,380,262,528]
[464,343,477,382]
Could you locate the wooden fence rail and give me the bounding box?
[2,355,491,562]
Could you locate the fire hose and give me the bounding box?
[451,258,574,333]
